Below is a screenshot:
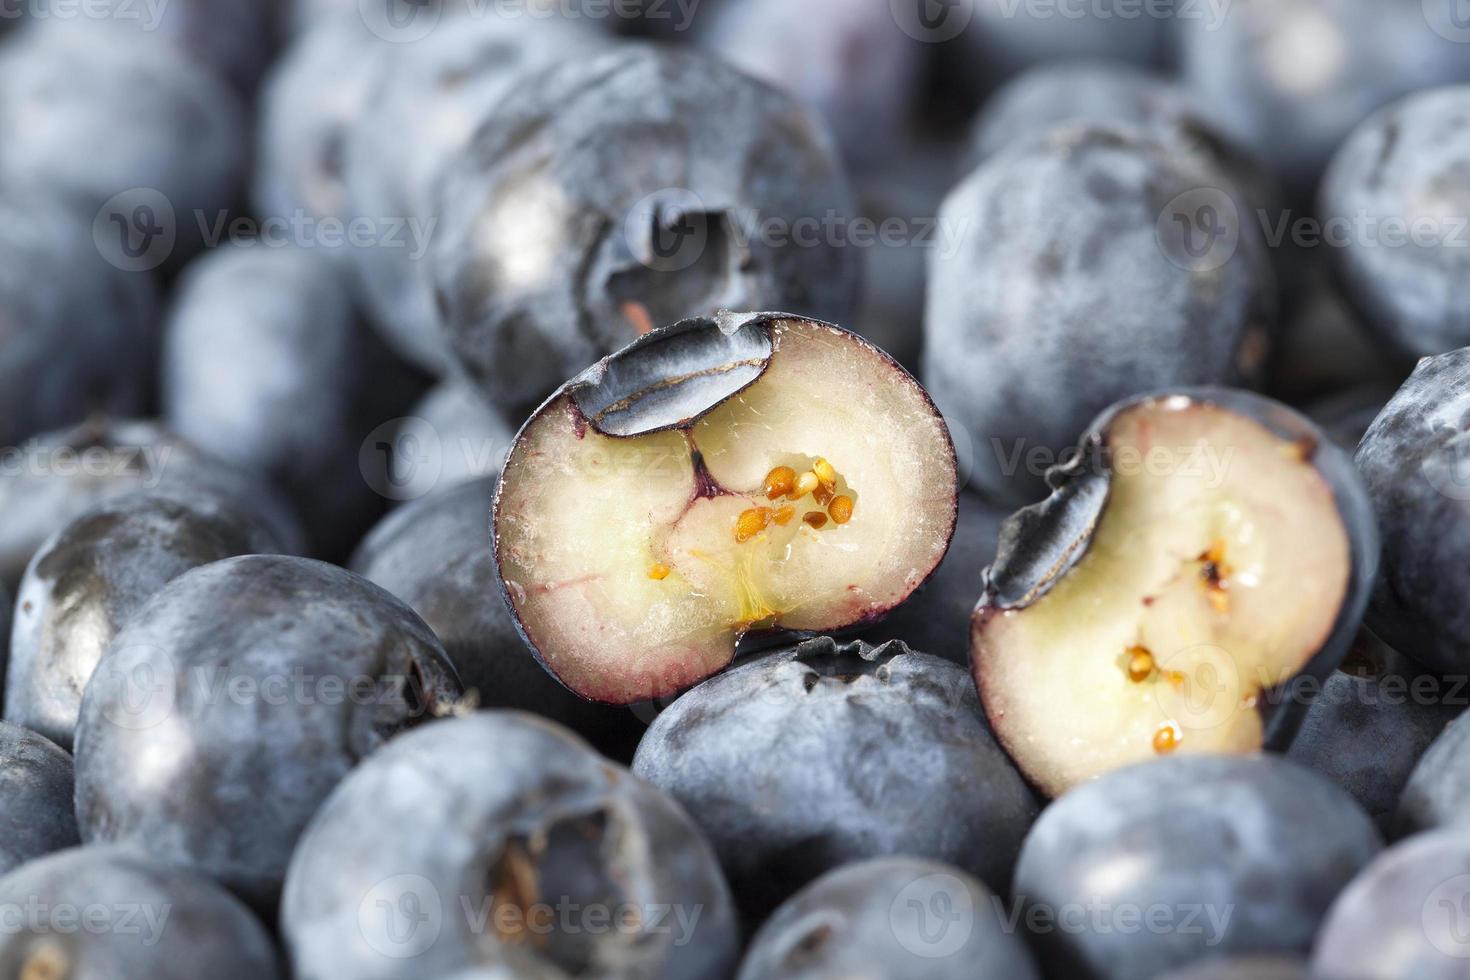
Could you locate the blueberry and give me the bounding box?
[346,13,605,374]
[1286,633,1462,831]
[1355,349,1470,674]
[736,857,1040,980]
[923,125,1275,501]
[1179,0,1470,201]
[1013,754,1381,980]
[631,637,1038,924]
[8,492,293,750]
[349,476,644,760]
[433,46,861,414]
[0,721,78,874]
[162,243,424,559]
[0,845,282,979]
[255,15,390,227]
[394,378,515,495]
[1153,958,1313,980]
[1396,709,1470,838]
[1319,86,1470,358]
[73,555,461,908]
[697,0,926,171]
[1312,830,1470,977]
[859,491,1007,665]
[0,21,246,262]
[0,418,303,590]
[0,189,158,449]
[281,710,739,980]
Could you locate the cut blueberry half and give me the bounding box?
[494,313,959,703]
[972,388,1377,797]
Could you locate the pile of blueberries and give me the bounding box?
[4,1,1470,978]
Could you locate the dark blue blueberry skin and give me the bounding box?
[162,243,426,559]
[281,711,739,980]
[433,45,861,415]
[1179,0,1470,203]
[0,190,158,451]
[632,637,1038,926]
[1320,86,1470,358]
[859,490,1006,665]
[1286,633,1463,832]
[0,845,282,980]
[1013,754,1382,980]
[923,125,1275,502]
[1355,349,1470,674]
[736,857,1040,980]
[0,21,245,262]
[0,418,303,591]
[0,721,78,874]
[350,477,645,761]
[1312,830,1470,978]
[73,555,462,910]
[1155,958,1313,980]
[1397,709,1470,838]
[8,492,292,750]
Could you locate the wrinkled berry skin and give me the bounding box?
[632,637,1037,925]
[0,845,282,980]
[0,22,245,261]
[74,556,461,909]
[1014,755,1382,980]
[163,243,423,559]
[859,491,1006,665]
[737,857,1039,980]
[1355,350,1470,674]
[8,493,290,750]
[1286,635,1462,830]
[0,190,158,450]
[434,46,861,415]
[924,126,1275,501]
[1396,709,1470,838]
[282,711,739,980]
[1179,0,1470,201]
[0,722,78,875]
[1320,86,1470,358]
[1313,831,1470,978]
[347,13,603,375]
[350,477,644,760]
[0,419,302,590]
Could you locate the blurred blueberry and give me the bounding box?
[0,721,78,875]
[1398,709,1470,837]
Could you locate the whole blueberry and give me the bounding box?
[923,125,1274,501]
[392,378,515,497]
[737,857,1039,980]
[74,555,461,908]
[1013,754,1382,980]
[1286,633,1462,831]
[1355,349,1470,674]
[1396,709,1470,838]
[0,721,78,874]
[0,189,158,449]
[698,0,926,171]
[0,418,302,590]
[0,21,245,262]
[255,15,391,227]
[346,12,605,374]
[162,243,424,558]
[281,711,739,980]
[433,45,861,414]
[1179,0,1470,201]
[350,476,644,760]
[8,492,292,750]
[859,491,1006,665]
[0,845,282,979]
[1313,830,1470,978]
[632,637,1038,924]
[1154,958,1313,980]
[1320,86,1470,358]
